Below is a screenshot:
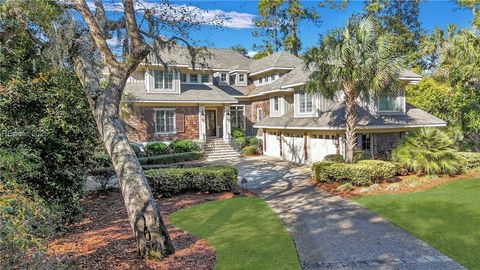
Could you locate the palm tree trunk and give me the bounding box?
[344,85,357,163]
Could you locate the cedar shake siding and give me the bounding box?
[124,106,199,142]
[252,99,270,136]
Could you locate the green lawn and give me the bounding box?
[354,177,480,270]
[169,197,300,270]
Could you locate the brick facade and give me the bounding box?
[124,106,199,142]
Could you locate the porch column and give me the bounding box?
[199,105,206,141]
[223,105,231,142]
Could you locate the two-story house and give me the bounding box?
[122,46,446,163]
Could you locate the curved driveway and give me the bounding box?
[213,156,464,270]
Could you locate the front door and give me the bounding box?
[206,110,216,137]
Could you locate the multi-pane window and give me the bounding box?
[155,109,175,133]
[273,96,280,112]
[239,74,245,82]
[378,94,398,112]
[230,105,245,130]
[361,134,372,151]
[259,77,263,83]
[190,74,199,83]
[180,73,187,83]
[201,73,210,83]
[299,92,313,113]
[153,70,173,91]
[270,74,275,81]
[221,73,227,82]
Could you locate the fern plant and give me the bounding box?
[393,128,462,175]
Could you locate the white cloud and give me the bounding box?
[247,51,258,58]
[86,0,255,29]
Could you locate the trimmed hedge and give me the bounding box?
[138,151,204,166]
[324,154,344,163]
[457,152,480,170]
[145,142,170,156]
[144,165,238,197]
[312,160,397,185]
[232,137,247,151]
[169,139,201,153]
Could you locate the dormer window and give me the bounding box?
[299,92,313,113]
[239,74,245,83]
[378,94,400,112]
[153,70,173,91]
[220,73,227,82]
[201,73,210,83]
[270,74,275,81]
[259,77,263,84]
[180,73,187,83]
[190,74,199,83]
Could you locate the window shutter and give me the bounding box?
[176,112,185,133]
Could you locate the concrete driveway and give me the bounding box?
[215,156,464,270]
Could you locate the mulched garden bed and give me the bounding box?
[47,190,234,270]
[312,171,480,197]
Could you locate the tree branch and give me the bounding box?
[74,0,118,68]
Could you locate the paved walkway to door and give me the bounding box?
[211,156,464,270]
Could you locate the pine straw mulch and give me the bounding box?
[47,190,234,270]
[313,171,480,198]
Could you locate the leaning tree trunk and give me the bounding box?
[344,85,357,164]
[73,54,174,259]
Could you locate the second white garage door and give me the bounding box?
[283,132,305,163]
[309,134,338,163]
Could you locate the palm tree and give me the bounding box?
[303,17,404,163]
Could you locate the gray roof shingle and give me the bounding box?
[248,51,303,74]
[254,104,446,130]
[125,83,243,103]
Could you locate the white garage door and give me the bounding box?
[283,132,305,163]
[265,131,281,158]
[309,134,338,163]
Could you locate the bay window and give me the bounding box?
[155,109,175,133]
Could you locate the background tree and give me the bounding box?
[230,44,249,57]
[304,17,403,163]
[456,0,480,30]
[253,0,320,56]
[364,0,423,68]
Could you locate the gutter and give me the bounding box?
[253,123,447,130]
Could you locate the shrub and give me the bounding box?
[139,152,204,166]
[248,136,259,146]
[232,137,247,151]
[231,127,245,139]
[242,145,257,156]
[457,152,480,170]
[145,142,170,156]
[353,151,372,162]
[131,144,142,157]
[393,128,462,175]
[312,160,397,186]
[169,139,201,153]
[324,154,344,163]
[144,165,238,197]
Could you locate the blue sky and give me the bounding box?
[96,0,474,55]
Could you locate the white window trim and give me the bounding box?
[238,73,245,83]
[297,92,314,115]
[272,96,280,112]
[154,108,176,134]
[220,73,227,82]
[185,73,212,85]
[256,108,263,122]
[152,70,175,92]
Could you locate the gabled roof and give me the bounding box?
[254,104,446,130]
[248,51,303,75]
[145,45,252,71]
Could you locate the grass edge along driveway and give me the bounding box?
[354,177,480,270]
[169,197,301,270]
